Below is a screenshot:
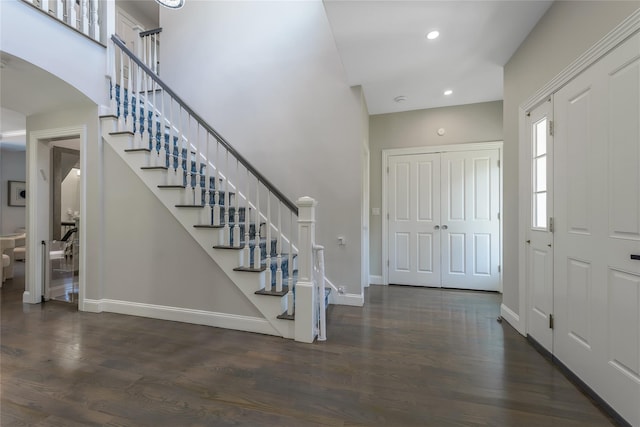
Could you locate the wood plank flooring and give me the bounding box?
[1,264,616,426]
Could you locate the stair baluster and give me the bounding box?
[287,211,294,315]
[232,159,241,248]
[90,0,99,40]
[80,0,88,36]
[275,202,283,292]
[117,50,125,130]
[222,149,230,245]
[265,194,272,292]
[195,124,204,211]
[185,115,194,204]
[125,56,134,138]
[159,90,168,168]
[212,138,220,227]
[253,179,261,269]
[242,168,251,267]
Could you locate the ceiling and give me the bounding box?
[323,0,553,114]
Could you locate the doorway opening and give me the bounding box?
[25,126,87,309]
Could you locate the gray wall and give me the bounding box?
[102,144,260,316]
[502,1,639,320]
[0,148,26,235]
[160,1,365,295]
[369,101,504,277]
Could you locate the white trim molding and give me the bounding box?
[516,8,640,338]
[26,126,88,308]
[83,298,280,336]
[330,292,365,307]
[500,303,524,335]
[369,275,384,285]
[381,141,504,286]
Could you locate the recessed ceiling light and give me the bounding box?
[426,30,440,40]
[444,90,453,96]
[394,96,407,103]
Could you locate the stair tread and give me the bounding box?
[194,221,265,229]
[175,204,205,208]
[141,166,168,170]
[233,266,267,273]
[110,131,134,136]
[125,148,151,153]
[276,311,295,321]
[212,244,245,250]
[158,185,186,189]
[99,114,118,119]
[255,285,289,297]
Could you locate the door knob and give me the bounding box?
[441,225,448,230]
[631,254,640,260]
[434,225,440,230]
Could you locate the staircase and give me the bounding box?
[102,35,329,343]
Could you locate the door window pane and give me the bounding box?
[536,157,547,192]
[535,192,547,228]
[535,120,547,156]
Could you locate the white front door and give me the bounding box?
[388,153,441,286]
[526,100,554,352]
[440,150,501,291]
[553,33,640,426]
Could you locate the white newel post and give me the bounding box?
[295,196,317,343]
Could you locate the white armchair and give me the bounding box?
[1,237,15,283]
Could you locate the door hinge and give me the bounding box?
[387,260,390,267]
[387,166,389,174]
[549,120,554,136]
[387,213,389,220]
[497,159,500,167]
[498,265,501,273]
[549,217,554,233]
[549,314,554,329]
[497,212,500,220]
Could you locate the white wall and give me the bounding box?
[160,1,365,295]
[502,1,639,325]
[0,148,27,235]
[0,1,108,108]
[369,101,503,277]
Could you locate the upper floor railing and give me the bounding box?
[22,0,103,44]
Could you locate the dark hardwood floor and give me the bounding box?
[1,263,615,426]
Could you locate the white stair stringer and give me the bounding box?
[101,118,294,339]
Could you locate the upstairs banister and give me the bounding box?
[110,34,299,216]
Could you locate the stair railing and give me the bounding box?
[139,28,161,75]
[110,34,321,342]
[22,0,102,43]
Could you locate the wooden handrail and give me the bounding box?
[111,34,299,216]
[139,27,162,37]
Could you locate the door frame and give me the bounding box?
[25,126,87,310]
[512,9,640,335]
[382,141,503,286]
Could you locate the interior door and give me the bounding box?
[526,100,554,352]
[440,149,501,291]
[554,34,640,426]
[388,153,441,286]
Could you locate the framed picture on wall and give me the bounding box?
[8,181,26,207]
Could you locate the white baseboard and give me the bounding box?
[500,303,524,336]
[330,292,364,307]
[369,275,384,285]
[81,298,279,336]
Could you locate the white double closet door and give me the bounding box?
[388,149,501,291]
